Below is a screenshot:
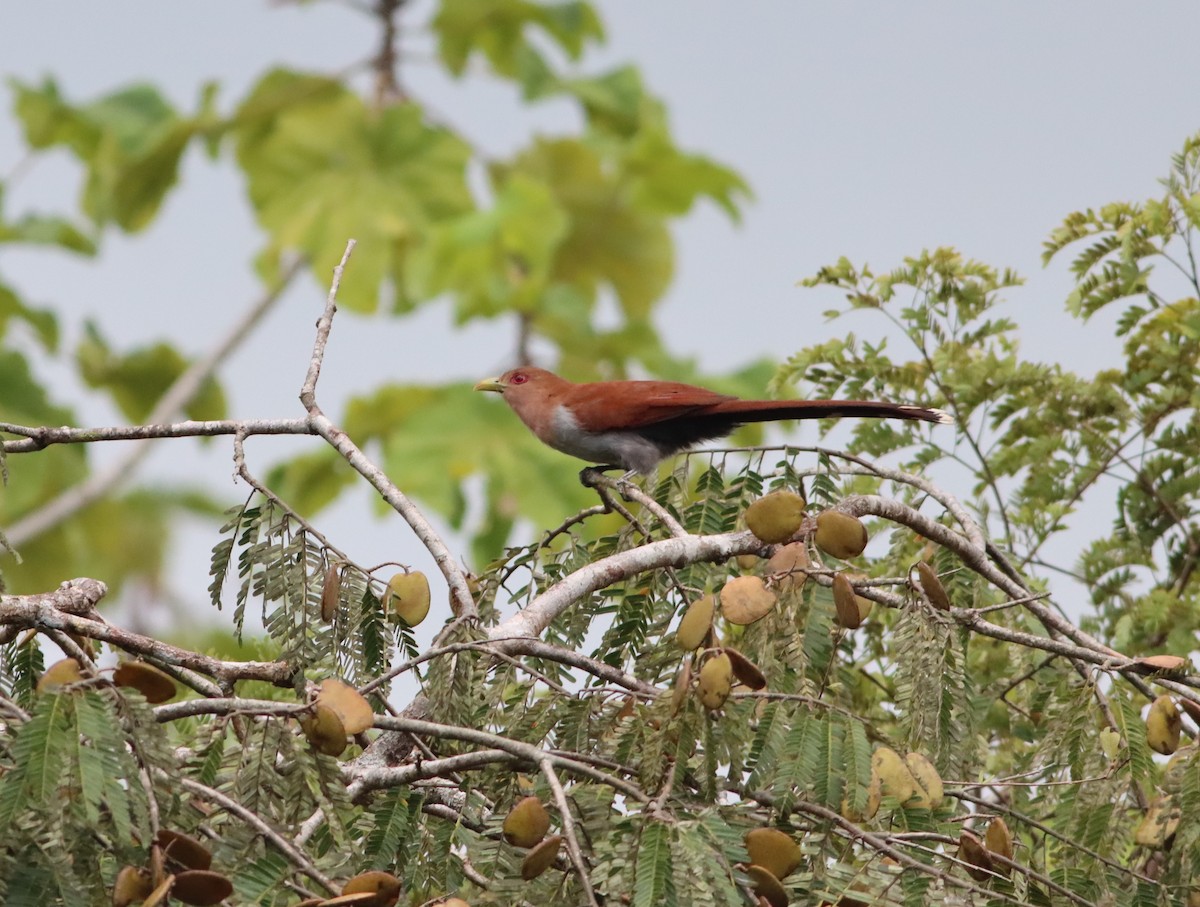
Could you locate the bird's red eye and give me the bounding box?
[510,373,528,385]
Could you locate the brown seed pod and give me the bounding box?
[1179,698,1200,726]
[503,796,551,848]
[871,746,918,806]
[832,574,864,629]
[156,829,213,871]
[745,865,788,907]
[319,895,379,906]
[669,660,692,717]
[520,834,563,880]
[1146,695,1182,755]
[1134,654,1191,674]
[766,543,810,595]
[171,870,235,906]
[697,652,734,711]
[745,491,806,544]
[721,576,777,626]
[37,657,84,692]
[321,562,343,622]
[342,870,401,907]
[744,828,802,881]
[385,571,431,627]
[318,678,375,735]
[915,562,951,611]
[724,647,767,691]
[813,511,868,560]
[301,703,348,756]
[112,865,153,907]
[676,595,715,651]
[114,661,177,703]
[903,753,943,810]
[957,831,995,881]
[984,817,1014,872]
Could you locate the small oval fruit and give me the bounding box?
[957,831,994,881]
[766,543,810,595]
[721,575,777,625]
[832,574,863,629]
[1134,796,1181,848]
[697,652,734,711]
[318,678,375,735]
[113,866,153,907]
[669,660,692,717]
[37,657,84,692]
[676,595,714,651]
[301,703,348,756]
[871,746,917,806]
[735,554,760,570]
[156,829,212,871]
[724,647,767,691]
[915,562,951,611]
[385,571,431,626]
[171,870,234,906]
[745,491,806,544]
[114,661,177,703]
[521,834,562,880]
[984,817,1014,871]
[503,796,551,848]
[321,562,343,622]
[903,753,943,810]
[1147,695,1182,755]
[342,870,401,907]
[814,511,868,560]
[744,828,802,881]
[745,865,788,907]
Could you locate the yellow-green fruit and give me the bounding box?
[342,870,402,907]
[1134,797,1182,848]
[745,491,806,544]
[841,779,878,822]
[766,543,810,594]
[916,562,951,611]
[984,817,1014,870]
[385,571,431,626]
[720,575,777,625]
[318,678,375,735]
[745,865,788,907]
[843,572,874,623]
[676,595,715,650]
[1147,695,1182,755]
[871,746,917,805]
[112,866,153,907]
[832,574,864,629]
[669,660,692,717]
[1099,726,1122,760]
[171,870,235,906]
[114,661,177,703]
[903,753,943,809]
[814,511,868,560]
[744,828,802,881]
[520,835,562,880]
[735,554,760,570]
[301,703,348,756]
[37,657,83,692]
[697,652,734,710]
[503,796,551,848]
[725,647,767,691]
[957,831,994,881]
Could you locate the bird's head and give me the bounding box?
[473,367,556,398]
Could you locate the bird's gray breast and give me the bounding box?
[549,407,663,473]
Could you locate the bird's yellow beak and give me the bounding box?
[474,376,506,393]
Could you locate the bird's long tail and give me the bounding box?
[709,399,953,425]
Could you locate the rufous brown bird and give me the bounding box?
[475,367,951,474]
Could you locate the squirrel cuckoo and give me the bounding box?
[475,367,951,474]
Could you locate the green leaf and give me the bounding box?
[234,69,473,312]
[634,820,676,907]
